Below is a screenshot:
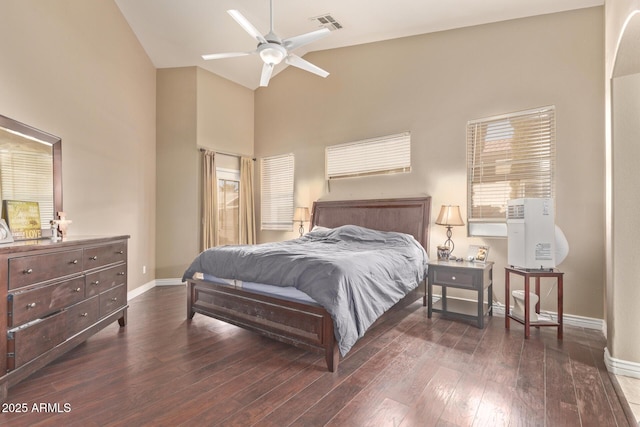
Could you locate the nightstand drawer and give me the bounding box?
[433,269,475,288]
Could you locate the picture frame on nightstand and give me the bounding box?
[468,245,490,263]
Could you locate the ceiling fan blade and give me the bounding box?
[260,63,274,87]
[283,28,330,51]
[201,51,252,60]
[285,54,329,78]
[227,9,267,44]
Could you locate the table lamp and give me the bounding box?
[435,205,465,253]
[293,207,310,237]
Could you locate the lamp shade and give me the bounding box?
[293,207,310,222]
[435,205,465,226]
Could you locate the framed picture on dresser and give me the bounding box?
[2,200,42,240]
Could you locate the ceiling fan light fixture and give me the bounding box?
[258,43,287,65]
[202,0,330,87]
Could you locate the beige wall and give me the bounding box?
[0,0,156,292]
[255,7,605,319]
[605,0,640,365]
[156,68,198,279]
[196,68,254,157]
[155,67,254,278]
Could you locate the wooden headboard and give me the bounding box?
[310,197,431,254]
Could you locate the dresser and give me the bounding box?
[0,235,129,402]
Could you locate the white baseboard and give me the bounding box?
[127,277,183,301]
[605,347,640,379]
[127,280,156,300]
[491,301,604,330]
[428,294,605,331]
[155,278,184,286]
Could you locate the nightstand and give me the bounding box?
[427,260,494,328]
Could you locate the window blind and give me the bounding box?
[466,106,556,237]
[260,153,294,231]
[326,132,411,179]
[0,150,53,226]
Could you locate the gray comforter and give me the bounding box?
[182,224,428,355]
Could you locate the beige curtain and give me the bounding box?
[239,156,256,244]
[201,150,218,250]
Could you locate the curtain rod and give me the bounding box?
[199,148,255,161]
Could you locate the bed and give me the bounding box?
[184,197,431,372]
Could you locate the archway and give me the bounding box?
[607,10,640,375]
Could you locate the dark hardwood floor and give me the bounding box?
[0,285,632,426]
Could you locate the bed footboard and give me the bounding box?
[187,279,339,372]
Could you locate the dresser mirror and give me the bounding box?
[0,115,62,239]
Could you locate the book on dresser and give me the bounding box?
[0,235,129,402]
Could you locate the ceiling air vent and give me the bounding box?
[310,14,343,31]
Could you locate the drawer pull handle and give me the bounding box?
[27,302,37,309]
[90,256,98,261]
[80,313,88,317]
[117,250,124,254]
[71,259,78,264]
[74,287,82,292]
[118,272,125,276]
[92,280,100,286]
[24,268,33,274]
[452,276,456,280]
[111,297,118,302]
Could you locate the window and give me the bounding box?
[466,106,556,237]
[0,149,53,226]
[217,168,239,245]
[261,153,294,231]
[326,132,411,179]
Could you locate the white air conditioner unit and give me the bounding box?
[507,198,556,270]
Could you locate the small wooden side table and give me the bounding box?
[504,267,564,339]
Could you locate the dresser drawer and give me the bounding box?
[8,276,85,327]
[8,249,83,290]
[83,241,127,271]
[432,269,476,289]
[86,265,127,298]
[7,311,67,370]
[99,285,127,317]
[66,296,100,338]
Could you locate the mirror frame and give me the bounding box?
[0,114,62,221]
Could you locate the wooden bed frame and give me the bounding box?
[186,196,431,372]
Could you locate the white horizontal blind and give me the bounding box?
[326,132,411,179]
[260,153,294,231]
[466,106,555,236]
[0,150,53,225]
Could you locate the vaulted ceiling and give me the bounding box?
[115,0,603,90]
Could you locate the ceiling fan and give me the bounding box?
[201,0,330,87]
